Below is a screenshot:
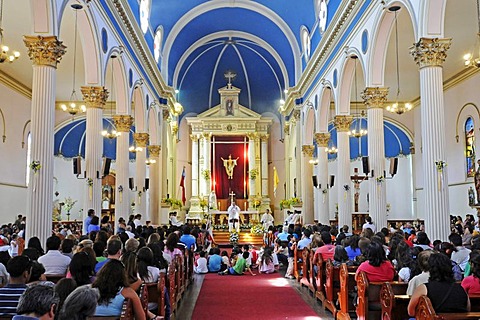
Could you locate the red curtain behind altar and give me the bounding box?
[212,136,248,199]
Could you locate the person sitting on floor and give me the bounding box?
[218,251,255,276]
[207,248,222,273]
[257,247,275,274]
[194,251,208,274]
[356,241,395,282]
[408,252,470,317]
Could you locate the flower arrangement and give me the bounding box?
[30,161,41,174]
[252,199,261,209]
[87,178,93,187]
[163,198,182,209]
[435,160,447,172]
[229,232,239,244]
[280,199,291,210]
[249,168,259,180]
[322,189,328,194]
[251,224,264,235]
[213,224,229,231]
[199,198,208,211]
[117,185,124,203]
[290,197,300,205]
[201,169,211,180]
[375,176,385,183]
[343,185,350,191]
[63,197,77,213]
[118,185,123,193]
[240,223,252,230]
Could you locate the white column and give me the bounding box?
[134,133,149,221]
[315,133,330,224]
[362,87,389,229]
[248,133,256,205]
[284,123,291,198]
[191,135,199,198]
[260,134,270,208]
[24,35,66,246]
[148,145,161,224]
[294,112,302,199]
[81,86,109,218]
[114,115,133,221]
[410,37,452,241]
[199,133,211,198]
[301,145,315,224]
[335,115,353,229]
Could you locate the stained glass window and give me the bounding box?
[139,0,150,34]
[465,117,475,177]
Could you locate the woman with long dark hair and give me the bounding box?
[355,241,395,282]
[120,251,141,292]
[27,236,44,256]
[462,251,480,294]
[69,251,95,286]
[137,247,160,283]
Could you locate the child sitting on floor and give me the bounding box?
[194,251,208,274]
[258,247,275,274]
[221,250,230,271]
[218,251,256,276]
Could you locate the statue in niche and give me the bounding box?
[475,159,480,204]
[469,186,475,207]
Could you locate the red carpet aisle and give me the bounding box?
[191,273,321,319]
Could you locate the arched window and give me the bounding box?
[465,117,475,177]
[139,0,151,34]
[25,133,31,186]
[154,27,163,63]
[301,26,311,62]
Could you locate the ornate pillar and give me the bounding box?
[260,134,270,207]
[284,123,291,198]
[81,86,108,218]
[148,145,161,224]
[293,110,302,199]
[362,87,389,229]
[162,110,169,199]
[199,132,211,198]
[315,132,330,224]
[189,134,200,210]
[113,115,133,220]
[335,115,353,228]
[24,35,66,245]
[134,133,149,220]
[248,133,257,209]
[410,38,452,241]
[301,145,315,224]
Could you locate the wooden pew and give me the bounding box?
[469,293,480,312]
[87,297,133,319]
[337,263,356,320]
[300,248,314,292]
[45,274,65,284]
[380,282,410,320]
[308,251,317,295]
[415,295,480,320]
[293,245,303,282]
[176,255,184,299]
[138,283,148,318]
[169,260,177,314]
[323,259,340,317]
[146,273,167,316]
[355,271,408,320]
[313,253,326,304]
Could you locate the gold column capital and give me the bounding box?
[291,110,300,122]
[361,87,389,109]
[260,134,269,142]
[23,35,66,68]
[302,145,315,157]
[134,132,149,147]
[201,132,211,139]
[247,132,257,140]
[284,123,290,135]
[81,86,109,109]
[190,134,199,142]
[334,115,353,132]
[148,145,161,157]
[113,115,134,132]
[315,132,331,147]
[171,124,178,135]
[410,37,452,69]
[162,109,170,120]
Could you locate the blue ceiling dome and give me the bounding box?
[54,118,136,160]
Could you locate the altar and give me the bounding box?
[210,210,260,226]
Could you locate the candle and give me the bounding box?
[244,203,247,211]
[218,201,220,210]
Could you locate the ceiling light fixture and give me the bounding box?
[385,6,412,115]
[101,54,121,139]
[0,0,19,63]
[61,4,86,118]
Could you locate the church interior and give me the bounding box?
[1,0,480,318]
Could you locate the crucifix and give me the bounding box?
[350,168,368,212]
[224,70,236,88]
[229,191,235,203]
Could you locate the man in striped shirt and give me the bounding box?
[0,256,32,316]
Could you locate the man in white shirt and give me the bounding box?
[362,216,376,233]
[449,233,471,271]
[260,209,274,231]
[38,236,71,275]
[133,214,142,228]
[227,200,240,232]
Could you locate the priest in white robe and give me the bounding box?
[227,200,240,232]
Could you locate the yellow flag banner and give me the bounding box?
[273,166,279,197]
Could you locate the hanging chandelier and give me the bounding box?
[348,56,367,138]
[464,0,480,67]
[101,55,121,139]
[61,4,86,117]
[384,6,412,115]
[145,158,156,165]
[129,145,143,153]
[0,0,19,63]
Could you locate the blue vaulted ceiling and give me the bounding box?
[124,0,342,115]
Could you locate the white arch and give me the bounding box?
[337,53,366,115]
[162,0,301,83]
[105,48,129,115]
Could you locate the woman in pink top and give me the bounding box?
[163,233,182,265]
[462,253,480,294]
[356,241,395,282]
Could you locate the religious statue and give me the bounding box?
[476,159,480,204]
[221,154,239,179]
[208,191,218,210]
[227,200,240,232]
[354,181,360,212]
[469,186,475,207]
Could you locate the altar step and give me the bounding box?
[213,231,264,247]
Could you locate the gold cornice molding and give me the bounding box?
[302,145,315,157]
[315,132,330,147]
[410,38,452,69]
[148,145,161,157]
[81,86,108,109]
[0,71,31,99]
[23,35,66,68]
[113,115,134,132]
[334,115,353,132]
[361,87,389,109]
[134,132,149,147]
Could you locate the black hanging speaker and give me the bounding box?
[362,156,370,175]
[73,156,82,175]
[129,177,134,190]
[389,158,399,176]
[329,175,335,188]
[144,178,150,190]
[312,175,318,188]
[102,158,112,177]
